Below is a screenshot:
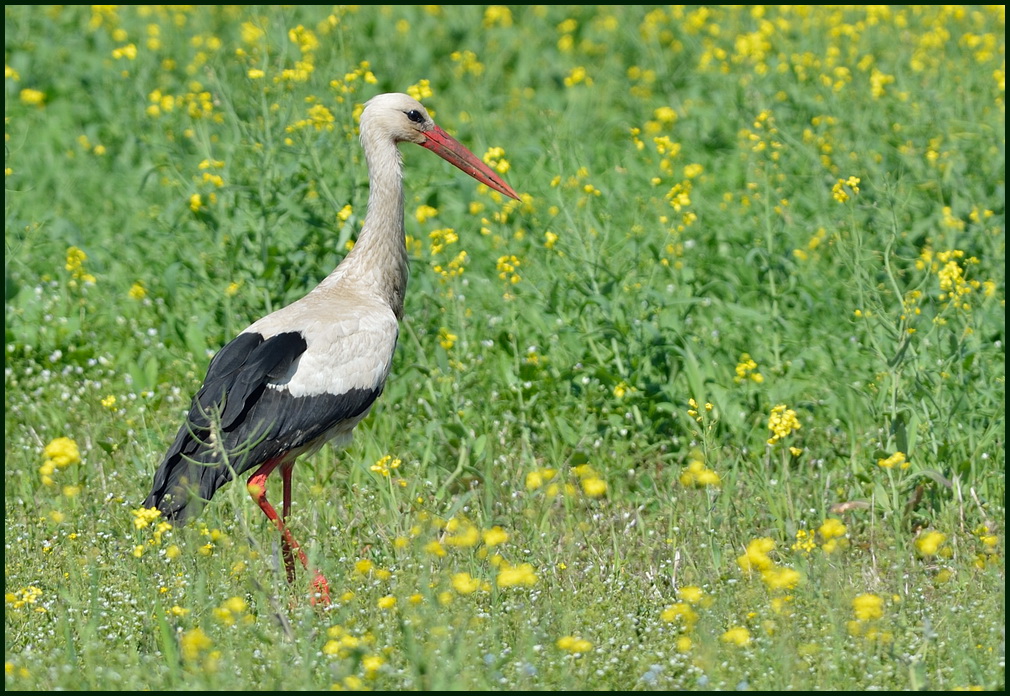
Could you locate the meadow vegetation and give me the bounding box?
[5,5,1005,690]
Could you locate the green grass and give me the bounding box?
[5,5,1005,690]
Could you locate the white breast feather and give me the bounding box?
[244,298,399,399]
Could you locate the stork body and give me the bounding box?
[144,93,519,602]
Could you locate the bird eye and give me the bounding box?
[405,109,424,124]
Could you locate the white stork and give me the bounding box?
[144,93,520,603]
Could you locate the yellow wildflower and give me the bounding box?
[679,459,721,488]
[556,636,593,653]
[581,476,608,498]
[482,526,508,546]
[451,572,480,595]
[496,562,538,588]
[179,627,213,662]
[438,327,457,350]
[819,518,847,540]
[660,602,699,627]
[831,176,861,203]
[483,6,513,29]
[761,566,802,591]
[678,585,704,604]
[915,530,946,556]
[20,88,45,106]
[44,437,81,468]
[767,404,801,445]
[877,451,910,469]
[132,507,162,530]
[721,627,751,646]
[737,537,775,573]
[852,593,884,621]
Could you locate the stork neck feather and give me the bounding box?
[320,127,409,319]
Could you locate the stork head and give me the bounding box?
[361,93,520,200]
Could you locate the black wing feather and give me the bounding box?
[145,331,307,520]
[144,330,385,522]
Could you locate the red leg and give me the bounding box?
[246,459,330,604]
[279,461,296,583]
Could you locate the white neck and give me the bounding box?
[318,124,409,319]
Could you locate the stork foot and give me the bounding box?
[309,572,331,606]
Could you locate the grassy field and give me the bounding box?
[5,5,1005,690]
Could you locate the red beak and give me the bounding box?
[420,125,520,200]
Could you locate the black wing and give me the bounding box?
[144,330,383,522]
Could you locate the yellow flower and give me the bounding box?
[438,327,457,350]
[818,518,847,540]
[679,459,721,488]
[761,566,802,591]
[556,635,593,653]
[563,66,592,87]
[376,595,396,610]
[451,572,480,595]
[660,602,699,627]
[211,596,251,626]
[525,470,544,490]
[678,585,704,604]
[240,22,265,44]
[223,597,247,614]
[915,530,947,556]
[444,520,480,548]
[369,456,400,477]
[482,6,513,29]
[111,43,137,60]
[654,105,677,123]
[852,593,884,621]
[128,282,147,300]
[6,586,43,609]
[406,79,433,101]
[496,562,538,588]
[482,146,510,175]
[288,25,319,53]
[44,437,81,468]
[482,526,509,546]
[767,404,801,445]
[737,537,776,573]
[362,654,384,679]
[64,246,96,284]
[734,353,764,383]
[423,540,446,557]
[581,476,607,497]
[832,176,861,203]
[19,88,45,106]
[179,627,213,662]
[877,451,910,469]
[683,163,704,178]
[721,626,751,646]
[132,506,162,529]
